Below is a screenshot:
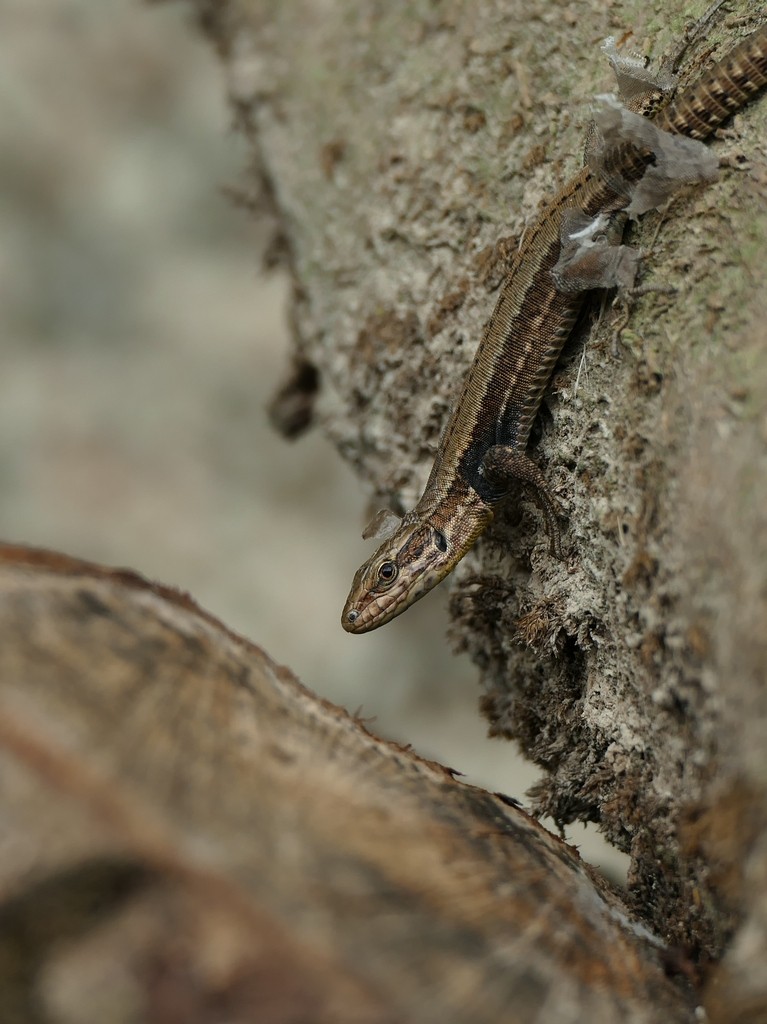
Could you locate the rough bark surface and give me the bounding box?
[0,545,696,1023]
[182,0,767,1012]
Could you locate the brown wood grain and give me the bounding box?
[0,544,693,1023]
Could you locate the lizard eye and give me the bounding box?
[434,530,447,553]
[377,560,398,586]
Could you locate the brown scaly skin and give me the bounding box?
[343,25,767,634]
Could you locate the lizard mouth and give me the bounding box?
[341,576,413,634]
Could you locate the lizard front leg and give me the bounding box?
[480,446,564,558]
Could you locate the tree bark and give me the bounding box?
[184,0,767,1014]
[0,545,693,1023]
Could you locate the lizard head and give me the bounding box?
[341,501,491,633]
[341,510,454,633]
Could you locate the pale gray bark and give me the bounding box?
[192,0,767,1012]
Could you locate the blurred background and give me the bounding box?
[0,0,625,878]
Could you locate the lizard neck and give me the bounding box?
[413,475,496,572]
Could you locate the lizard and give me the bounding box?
[342,21,767,634]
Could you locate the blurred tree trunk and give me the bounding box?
[0,545,693,1024]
